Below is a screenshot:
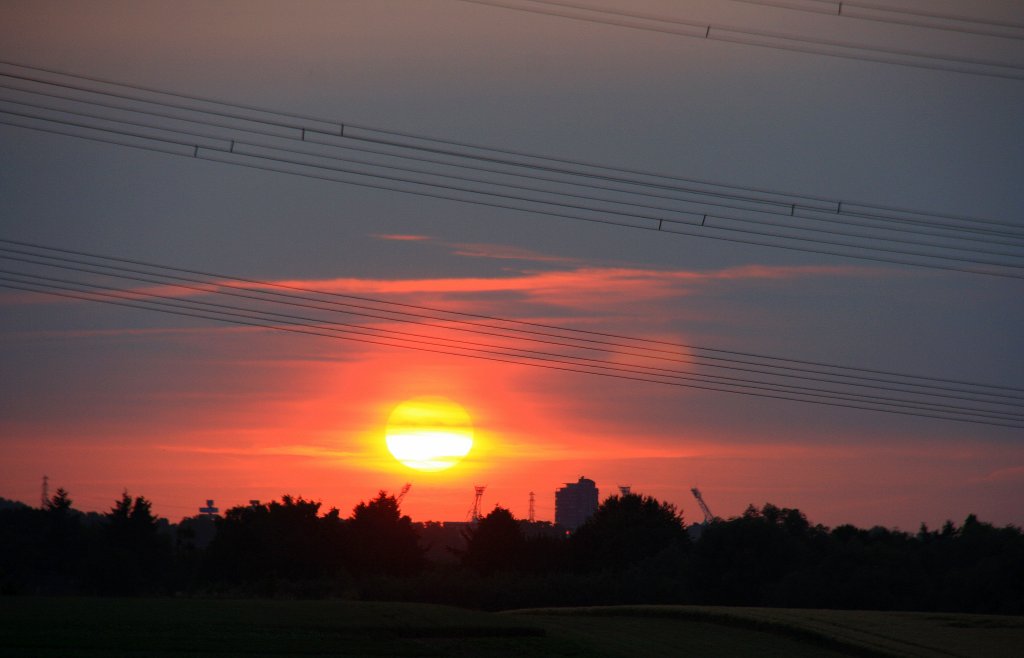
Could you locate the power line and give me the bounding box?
[3,59,1020,244]
[1,63,1021,279]
[731,0,1024,40]
[2,240,1021,428]
[8,265,1016,422]
[4,237,1022,399]
[0,250,1019,412]
[5,238,1020,405]
[456,0,1024,80]
[4,276,1020,428]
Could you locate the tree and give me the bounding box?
[462,506,525,574]
[687,503,826,606]
[95,490,171,594]
[203,495,348,594]
[347,491,423,576]
[45,488,73,515]
[41,487,83,591]
[570,493,689,572]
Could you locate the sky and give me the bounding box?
[1,0,1022,531]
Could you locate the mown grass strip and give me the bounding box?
[510,605,904,656]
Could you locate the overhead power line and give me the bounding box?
[731,0,1024,40]
[1,239,1021,429]
[457,0,1024,80]
[1,63,1022,279]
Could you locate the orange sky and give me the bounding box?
[2,248,1020,530]
[1,0,1021,533]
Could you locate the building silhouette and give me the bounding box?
[555,476,598,531]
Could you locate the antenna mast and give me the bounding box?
[471,485,486,522]
[41,474,49,508]
[528,491,536,523]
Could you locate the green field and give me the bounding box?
[1,598,1021,657]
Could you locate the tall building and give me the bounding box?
[555,476,598,531]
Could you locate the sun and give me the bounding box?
[385,396,474,472]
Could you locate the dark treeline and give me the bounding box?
[2,489,1021,614]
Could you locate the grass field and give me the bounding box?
[509,605,1024,657]
[2,597,1021,656]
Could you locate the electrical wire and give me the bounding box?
[3,239,1021,410]
[2,240,1021,428]
[730,0,1024,40]
[4,237,1022,401]
[1,63,1021,279]
[4,59,1021,244]
[456,0,1024,80]
[4,276,1021,428]
[6,264,1018,422]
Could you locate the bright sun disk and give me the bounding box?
[385,396,474,472]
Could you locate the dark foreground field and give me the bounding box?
[2,598,1022,657]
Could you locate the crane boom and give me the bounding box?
[691,487,715,524]
[396,483,412,504]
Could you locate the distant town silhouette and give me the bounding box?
[2,484,1021,614]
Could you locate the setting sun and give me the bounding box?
[385,396,474,472]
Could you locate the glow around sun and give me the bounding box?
[385,396,474,472]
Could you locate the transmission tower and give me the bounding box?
[471,485,486,522]
[41,474,49,508]
[691,487,715,524]
[618,485,631,496]
[528,491,536,523]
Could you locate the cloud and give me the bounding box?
[372,233,583,264]
[158,444,359,460]
[370,234,433,241]
[444,241,582,264]
[2,236,874,321]
[0,258,878,362]
[978,465,1024,483]
[266,262,868,307]
[0,325,255,342]
[487,438,698,462]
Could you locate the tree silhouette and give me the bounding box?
[45,488,73,515]
[924,514,1024,614]
[41,488,83,591]
[203,495,348,594]
[687,503,823,606]
[347,491,423,576]
[91,490,172,594]
[461,506,525,574]
[571,493,689,572]
[3,486,1022,610]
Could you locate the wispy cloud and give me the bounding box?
[978,465,1024,483]
[371,233,582,265]
[444,241,582,264]
[0,325,256,342]
[269,262,868,306]
[1,256,876,331]
[370,234,433,241]
[158,444,359,460]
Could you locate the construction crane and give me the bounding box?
[691,487,715,524]
[396,483,412,505]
